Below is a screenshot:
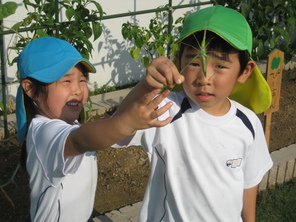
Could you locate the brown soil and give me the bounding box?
[0,78,295,221]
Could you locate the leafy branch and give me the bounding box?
[214,0,296,62]
[122,7,186,67]
[0,2,18,20]
[1,0,104,66]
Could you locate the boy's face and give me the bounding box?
[177,46,251,116]
[36,64,89,123]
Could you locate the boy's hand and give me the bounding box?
[144,56,184,90]
[120,88,173,135]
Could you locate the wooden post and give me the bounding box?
[264,49,284,148]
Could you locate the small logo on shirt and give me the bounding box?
[226,158,242,168]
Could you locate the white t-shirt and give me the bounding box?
[26,115,97,222]
[115,91,273,222]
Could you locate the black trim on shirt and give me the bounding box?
[171,97,192,123]
[154,147,168,221]
[34,183,63,221]
[236,109,255,139]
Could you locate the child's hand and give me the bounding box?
[67,88,172,154]
[120,88,173,134]
[144,56,184,90]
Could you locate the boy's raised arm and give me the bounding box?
[115,56,183,115]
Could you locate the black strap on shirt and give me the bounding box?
[171,97,192,123]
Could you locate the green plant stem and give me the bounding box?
[0,134,17,143]
[0,25,27,40]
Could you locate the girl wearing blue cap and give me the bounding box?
[114,6,273,222]
[16,37,173,222]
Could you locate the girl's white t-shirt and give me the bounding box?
[26,115,97,222]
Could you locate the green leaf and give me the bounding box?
[274,26,290,45]
[264,5,274,15]
[171,43,179,55]
[272,0,282,8]
[92,22,102,41]
[80,8,90,19]
[269,38,275,49]
[241,2,251,18]
[257,41,265,58]
[81,47,89,60]
[11,21,22,30]
[143,32,150,42]
[286,17,296,32]
[135,37,143,48]
[66,8,75,20]
[36,29,49,37]
[130,48,141,61]
[121,28,129,40]
[83,26,93,39]
[141,56,150,68]
[0,2,18,20]
[157,46,165,56]
[131,26,140,39]
[44,17,54,26]
[90,0,104,20]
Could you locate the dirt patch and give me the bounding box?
[266,80,296,151]
[0,78,295,221]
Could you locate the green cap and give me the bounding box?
[176,5,253,55]
[174,5,272,114]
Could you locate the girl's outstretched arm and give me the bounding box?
[65,89,172,156]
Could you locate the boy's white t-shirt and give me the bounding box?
[26,115,97,222]
[115,91,273,222]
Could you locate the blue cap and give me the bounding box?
[16,37,96,142]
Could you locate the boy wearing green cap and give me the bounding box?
[114,5,273,221]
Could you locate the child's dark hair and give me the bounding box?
[178,30,250,75]
[20,78,47,171]
[20,64,90,171]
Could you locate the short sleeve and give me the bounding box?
[243,118,273,188]
[27,117,82,182]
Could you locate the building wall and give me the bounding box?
[1,0,211,102]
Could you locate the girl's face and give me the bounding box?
[177,47,252,116]
[36,65,89,123]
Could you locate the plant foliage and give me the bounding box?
[214,0,296,62]
[123,1,296,66]
[2,0,104,65]
[122,7,186,67]
[0,2,18,20]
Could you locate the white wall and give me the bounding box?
[1,0,212,102]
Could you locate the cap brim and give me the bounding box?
[79,59,96,73]
[27,58,96,83]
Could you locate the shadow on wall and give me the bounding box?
[91,2,205,90]
[95,23,145,89]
